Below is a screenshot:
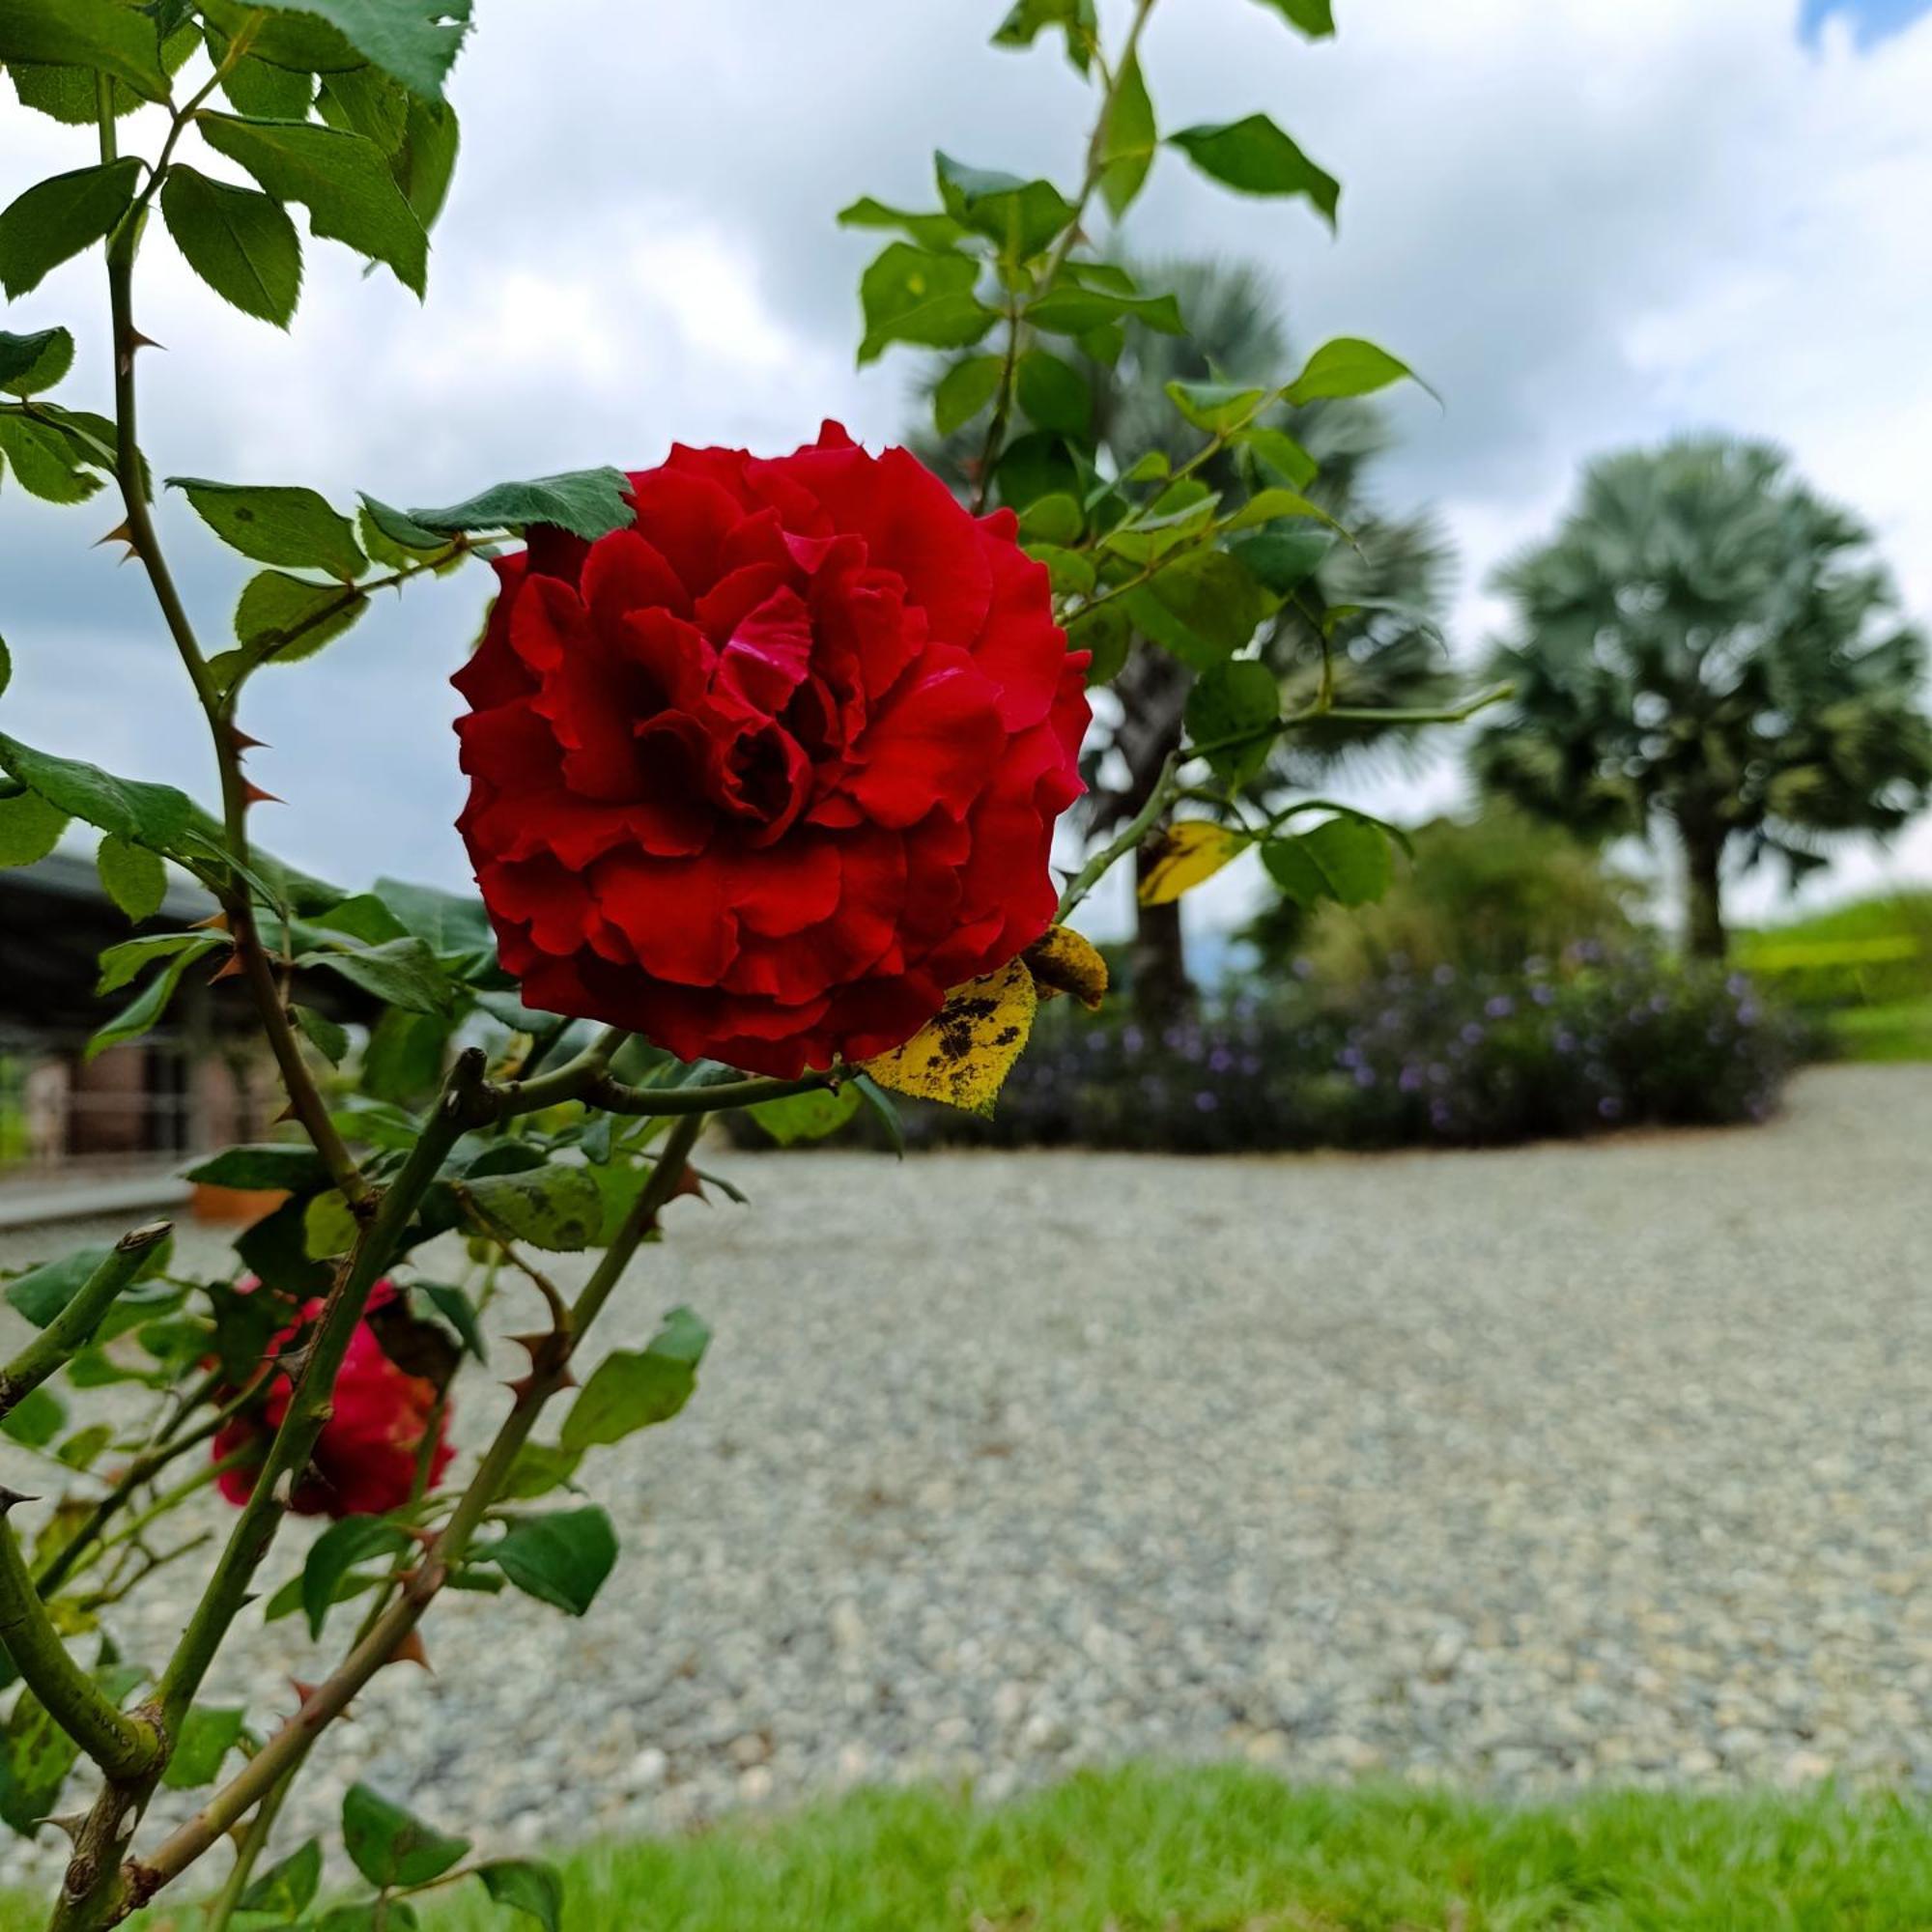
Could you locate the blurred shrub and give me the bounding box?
[1733,891,1932,1011]
[882,950,1803,1154]
[1246,809,1642,985]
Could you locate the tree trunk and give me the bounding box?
[1681,825,1728,960]
[1131,844,1192,1029]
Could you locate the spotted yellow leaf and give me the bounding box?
[862,958,1037,1115]
[1137,822,1250,906]
[1024,924,1108,1009]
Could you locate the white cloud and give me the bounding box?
[4,0,1932,930]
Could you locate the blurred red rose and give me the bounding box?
[213,1281,454,1520]
[452,423,1090,1077]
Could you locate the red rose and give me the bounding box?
[213,1282,454,1520]
[452,423,1090,1077]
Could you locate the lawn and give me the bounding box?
[40,1766,1932,1931]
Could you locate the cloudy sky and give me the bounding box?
[5,0,1932,938]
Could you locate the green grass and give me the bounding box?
[42,1766,1932,1931]
[1826,996,1932,1063]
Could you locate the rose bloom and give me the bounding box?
[453,424,1090,1077]
[213,1282,453,1520]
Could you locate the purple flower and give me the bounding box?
[1597,1095,1623,1121]
[1194,1091,1219,1113]
[1433,964,1457,986]
[1399,1065,1425,1093]
[1461,1022,1486,1046]
[1485,995,1516,1019]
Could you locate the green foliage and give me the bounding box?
[561,1307,710,1451]
[171,476,366,577]
[462,1163,605,1252]
[1474,438,1932,951]
[0,158,141,298]
[245,0,471,100]
[302,1520,410,1639]
[342,1782,471,1889]
[0,326,73,395]
[362,469,634,544]
[858,242,994,365]
[95,832,166,920]
[198,114,429,296]
[1262,812,1393,909]
[0,0,170,105]
[1167,116,1338,220]
[158,1705,244,1789]
[472,1861,565,1932]
[747,1084,863,1146]
[238,1839,323,1919]
[0,731,194,851]
[485,1507,618,1616]
[0,789,67,867]
[160,166,303,327]
[1264,810,1640,983]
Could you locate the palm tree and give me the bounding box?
[922,260,1459,1023]
[1472,438,1932,957]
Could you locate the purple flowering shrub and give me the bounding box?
[886,949,1805,1154]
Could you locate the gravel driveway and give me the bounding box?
[2,1063,1929,1884]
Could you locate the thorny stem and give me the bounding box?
[97,83,367,1210]
[134,1116,711,1907]
[485,1061,828,1122]
[0,1504,160,1783]
[0,1226,170,1424]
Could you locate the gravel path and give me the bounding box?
[2,1063,1930,1885]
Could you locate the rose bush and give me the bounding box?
[212,1283,454,1520]
[453,425,1090,1077]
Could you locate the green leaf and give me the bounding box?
[1097,47,1156,220]
[0,407,105,503]
[3,1236,164,1325]
[0,789,68,868]
[198,114,428,297]
[0,158,141,299]
[1235,424,1320,490]
[0,1386,64,1449]
[417,1281,486,1360]
[1225,487,1339,534]
[341,1782,471,1890]
[370,876,495,973]
[0,326,73,395]
[1027,284,1183,337]
[932,354,1004,438]
[298,935,456,1016]
[836,196,966,250]
[303,1520,409,1639]
[218,51,315,118]
[95,834,165,921]
[487,1507,618,1617]
[238,1838,323,1918]
[935,153,1074,263]
[1283,335,1422,406]
[463,1164,604,1252]
[1017,492,1083,547]
[183,1143,330,1191]
[169,477,365,578]
[160,166,302,327]
[247,0,470,100]
[303,1187,357,1259]
[316,65,411,152]
[216,569,368,686]
[0,1,170,103]
[294,1002,350,1065]
[0,1687,78,1833]
[160,1705,244,1789]
[200,0,362,71]
[1066,600,1131,684]
[55,1422,113,1469]
[1164,379,1268,437]
[84,935,200,1059]
[1016,351,1092,439]
[362,467,632,544]
[1186,658,1280,786]
[1123,551,1273,669]
[1250,0,1335,33]
[858,242,995,365]
[748,1084,863,1148]
[1227,526,1335,595]
[474,1861,565,1932]
[561,1307,710,1451]
[392,97,460,229]
[1168,116,1339,224]
[496,1440,582,1502]
[96,929,224,995]
[991,0,1097,71]
[1264,814,1394,908]
[0,731,194,851]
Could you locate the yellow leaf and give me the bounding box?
[861,958,1037,1115]
[1024,924,1109,1009]
[1137,822,1250,905]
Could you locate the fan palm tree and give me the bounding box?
[921,260,1459,1023]
[1472,438,1932,957]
